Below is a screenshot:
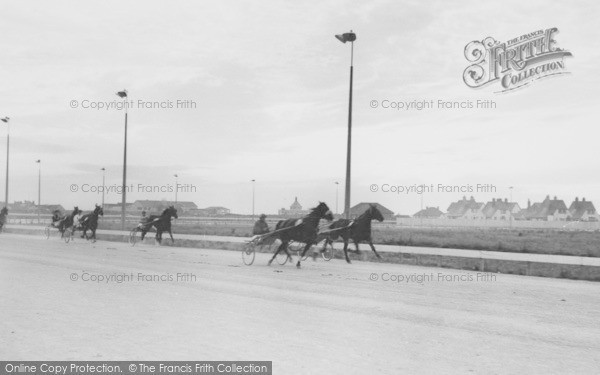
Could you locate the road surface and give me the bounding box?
[1,233,599,374]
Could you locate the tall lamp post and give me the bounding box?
[100,168,106,209]
[36,160,41,223]
[174,174,178,203]
[1,117,9,209]
[334,181,339,215]
[251,179,255,221]
[335,30,356,219]
[117,90,128,230]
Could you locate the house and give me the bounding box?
[446,196,485,219]
[344,202,395,221]
[569,197,597,222]
[517,196,570,221]
[413,207,444,219]
[482,198,521,220]
[278,197,309,217]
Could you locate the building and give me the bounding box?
[569,197,597,221]
[345,202,395,221]
[482,198,521,220]
[129,200,198,214]
[413,207,444,219]
[517,196,570,221]
[278,197,309,217]
[446,196,485,219]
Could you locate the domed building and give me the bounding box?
[278,197,309,217]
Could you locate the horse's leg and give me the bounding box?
[354,240,361,254]
[369,240,381,259]
[268,241,286,265]
[297,243,312,268]
[342,239,351,264]
[168,228,175,244]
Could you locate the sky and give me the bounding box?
[1,0,599,215]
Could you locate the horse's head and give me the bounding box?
[314,202,334,222]
[163,205,178,219]
[94,204,104,217]
[368,204,384,222]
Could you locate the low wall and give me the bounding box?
[3,225,599,282]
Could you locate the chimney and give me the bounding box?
[554,196,557,200]
[575,197,579,202]
[492,198,496,203]
[583,197,586,202]
[505,198,508,203]
[528,199,531,208]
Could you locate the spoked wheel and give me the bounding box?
[322,241,334,261]
[129,228,139,246]
[242,242,256,265]
[288,241,309,261]
[273,240,291,265]
[44,226,51,239]
[62,228,72,243]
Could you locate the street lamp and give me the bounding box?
[36,160,41,223]
[100,168,106,209]
[116,89,128,230]
[174,174,178,203]
[1,117,9,209]
[251,179,255,221]
[334,181,339,215]
[335,30,356,219]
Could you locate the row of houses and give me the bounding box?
[413,196,598,222]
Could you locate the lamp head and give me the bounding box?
[335,32,356,43]
[116,90,128,98]
[1,117,9,123]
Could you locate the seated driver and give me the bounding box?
[137,211,151,229]
[253,214,269,235]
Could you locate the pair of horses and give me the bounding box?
[139,206,178,244]
[267,202,384,268]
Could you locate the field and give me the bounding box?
[95,219,600,258]
[2,233,600,373]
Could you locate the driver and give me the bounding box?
[253,214,269,235]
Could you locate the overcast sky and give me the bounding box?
[1,0,599,215]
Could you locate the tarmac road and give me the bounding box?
[1,233,599,374]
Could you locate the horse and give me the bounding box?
[321,204,384,263]
[268,202,334,268]
[80,204,104,242]
[57,207,82,235]
[0,207,8,233]
[143,206,178,244]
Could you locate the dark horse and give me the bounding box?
[80,204,104,242]
[268,202,334,268]
[0,207,8,232]
[142,206,178,244]
[322,204,384,263]
[57,207,82,235]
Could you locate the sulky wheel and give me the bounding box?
[129,228,139,246]
[242,242,256,266]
